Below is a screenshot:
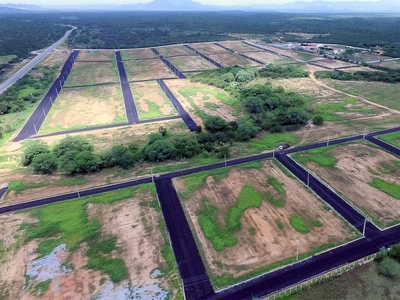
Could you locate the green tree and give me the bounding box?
[107,145,136,169]
[23,140,50,166]
[144,139,175,162]
[312,115,325,126]
[74,151,102,174]
[31,152,57,174]
[378,257,400,278]
[158,126,168,137]
[53,136,94,158]
[204,116,228,133]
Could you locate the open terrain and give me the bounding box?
[292,142,400,228]
[0,186,180,299]
[217,41,260,53]
[168,56,216,72]
[76,50,115,62]
[173,160,357,288]
[310,58,357,69]
[123,59,176,81]
[157,45,193,57]
[190,43,228,55]
[40,85,126,134]
[131,81,178,120]
[64,62,119,87]
[241,51,290,65]
[119,48,157,60]
[208,53,260,67]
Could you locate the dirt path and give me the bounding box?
[306,65,400,115]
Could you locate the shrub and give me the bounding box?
[31,152,57,174]
[312,115,324,126]
[23,140,50,166]
[378,257,400,278]
[144,139,175,162]
[289,215,310,233]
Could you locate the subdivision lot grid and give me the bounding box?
[241,51,291,64]
[119,48,157,60]
[291,142,400,229]
[172,160,358,289]
[217,41,264,53]
[309,58,357,69]
[156,45,195,57]
[130,80,179,121]
[189,43,232,55]
[64,61,120,87]
[208,52,261,67]
[167,55,218,72]
[75,49,116,62]
[39,85,127,134]
[123,58,177,81]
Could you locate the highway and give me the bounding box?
[0,27,75,95]
[1,126,400,299]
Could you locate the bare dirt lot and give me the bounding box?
[39,50,70,70]
[40,85,126,133]
[173,160,357,279]
[120,48,157,60]
[64,62,119,87]
[217,41,260,53]
[242,51,289,64]
[123,59,177,81]
[76,50,115,62]
[168,56,217,72]
[190,43,229,55]
[293,142,400,227]
[157,45,193,57]
[310,58,357,69]
[131,81,178,120]
[209,53,260,67]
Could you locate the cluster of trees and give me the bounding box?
[375,244,400,278]
[259,64,309,79]
[315,69,400,83]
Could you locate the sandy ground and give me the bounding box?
[120,49,157,60]
[41,85,125,132]
[173,160,356,277]
[157,45,193,57]
[76,50,115,62]
[131,81,178,118]
[209,53,260,67]
[168,56,217,72]
[190,43,228,55]
[87,192,168,287]
[243,51,289,64]
[64,62,119,87]
[217,41,261,53]
[297,143,400,227]
[123,59,177,81]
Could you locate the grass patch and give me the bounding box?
[243,133,299,155]
[291,146,338,170]
[289,215,310,233]
[267,176,286,194]
[378,131,400,148]
[32,279,51,295]
[55,177,89,186]
[370,177,400,199]
[275,219,285,230]
[265,193,285,207]
[8,180,49,195]
[249,227,257,235]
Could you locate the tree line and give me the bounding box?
[315,69,400,83]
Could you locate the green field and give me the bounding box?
[64,61,119,87]
[378,131,400,148]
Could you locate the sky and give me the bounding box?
[0,0,380,6]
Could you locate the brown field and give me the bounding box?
[64,62,119,87]
[168,55,217,71]
[242,51,289,64]
[119,48,157,60]
[351,51,392,63]
[376,60,400,69]
[217,41,260,53]
[76,50,115,62]
[40,85,126,133]
[293,143,400,228]
[190,43,228,55]
[123,59,176,81]
[208,53,260,67]
[310,58,357,69]
[39,50,69,70]
[173,160,357,279]
[131,81,178,120]
[244,43,304,60]
[157,45,193,57]
[0,189,178,299]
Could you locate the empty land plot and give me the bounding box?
[39,50,69,70]
[190,43,228,55]
[76,50,115,62]
[208,53,260,67]
[292,142,400,228]
[120,48,157,60]
[0,186,181,299]
[157,45,193,57]
[242,51,290,64]
[165,79,242,126]
[218,41,260,53]
[40,85,126,134]
[378,131,400,148]
[131,81,178,120]
[350,52,392,63]
[64,62,119,87]
[325,80,400,111]
[168,55,217,71]
[173,160,357,289]
[376,60,400,69]
[310,59,356,69]
[123,59,176,81]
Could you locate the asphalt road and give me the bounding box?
[366,135,400,157]
[155,178,214,299]
[183,45,224,68]
[13,50,80,142]
[0,27,75,95]
[151,48,186,79]
[157,79,197,131]
[115,51,139,124]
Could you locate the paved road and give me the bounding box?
[157,79,197,131]
[115,51,139,124]
[13,50,80,142]
[366,135,400,156]
[184,45,224,68]
[213,43,265,65]
[155,178,214,299]
[151,48,186,79]
[0,27,75,95]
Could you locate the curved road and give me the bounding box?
[0,26,76,95]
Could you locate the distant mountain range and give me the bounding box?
[1,0,400,13]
